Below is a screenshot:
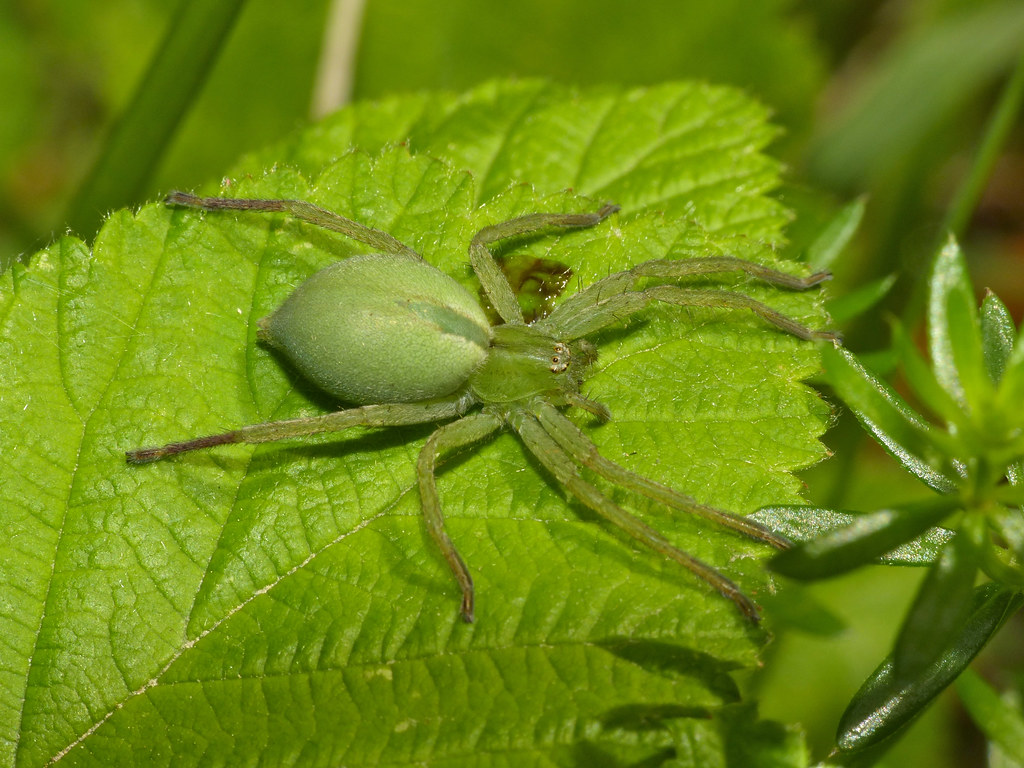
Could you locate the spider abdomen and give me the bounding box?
[258,253,492,404]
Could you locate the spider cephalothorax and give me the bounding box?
[128,191,837,623]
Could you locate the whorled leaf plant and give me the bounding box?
[762,236,1024,758]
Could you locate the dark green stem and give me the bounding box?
[66,0,249,238]
[941,49,1024,242]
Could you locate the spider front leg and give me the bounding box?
[126,397,471,463]
[469,204,620,325]
[165,191,421,260]
[537,255,839,341]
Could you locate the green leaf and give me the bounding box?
[980,512,1024,589]
[997,511,1024,565]
[663,703,809,768]
[892,532,979,681]
[890,319,967,429]
[822,345,959,493]
[769,499,962,580]
[927,236,978,408]
[753,505,955,565]
[981,290,1018,385]
[245,79,792,232]
[996,321,1024,450]
[1,82,827,766]
[956,669,1024,764]
[835,584,1023,755]
[944,271,993,418]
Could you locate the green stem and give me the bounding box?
[66,0,249,239]
[941,49,1024,242]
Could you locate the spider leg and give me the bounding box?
[538,256,837,341]
[469,204,619,326]
[541,283,837,342]
[416,411,503,623]
[650,286,837,340]
[509,408,761,622]
[630,255,831,289]
[126,396,472,463]
[165,191,420,259]
[532,400,791,549]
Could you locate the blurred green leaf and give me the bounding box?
[835,584,1023,755]
[806,196,866,272]
[2,81,827,767]
[892,530,979,681]
[353,0,826,142]
[770,500,961,580]
[956,669,1024,764]
[663,702,809,768]
[978,510,1024,589]
[827,273,896,325]
[997,511,1024,562]
[811,1,1024,187]
[823,345,959,493]
[761,585,847,637]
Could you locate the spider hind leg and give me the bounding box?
[509,406,762,622]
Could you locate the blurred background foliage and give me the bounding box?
[2,1,1022,765]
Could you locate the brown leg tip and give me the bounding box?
[165,191,199,208]
[806,270,833,286]
[460,593,475,623]
[126,447,165,464]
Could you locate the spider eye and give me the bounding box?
[550,342,571,373]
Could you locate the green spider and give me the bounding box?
[128,191,837,623]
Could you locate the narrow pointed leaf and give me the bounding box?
[927,236,976,406]
[996,328,1024,435]
[892,531,979,681]
[890,320,967,428]
[979,513,1024,588]
[956,669,1024,763]
[806,196,866,271]
[770,499,961,580]
[995,320,1024,483]
[836,584,1024,754]
[822,346,959,492]
[753,505,954,565]
[981,290,1017,385]
[944,279,993,417]
[997,511,1024,563]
